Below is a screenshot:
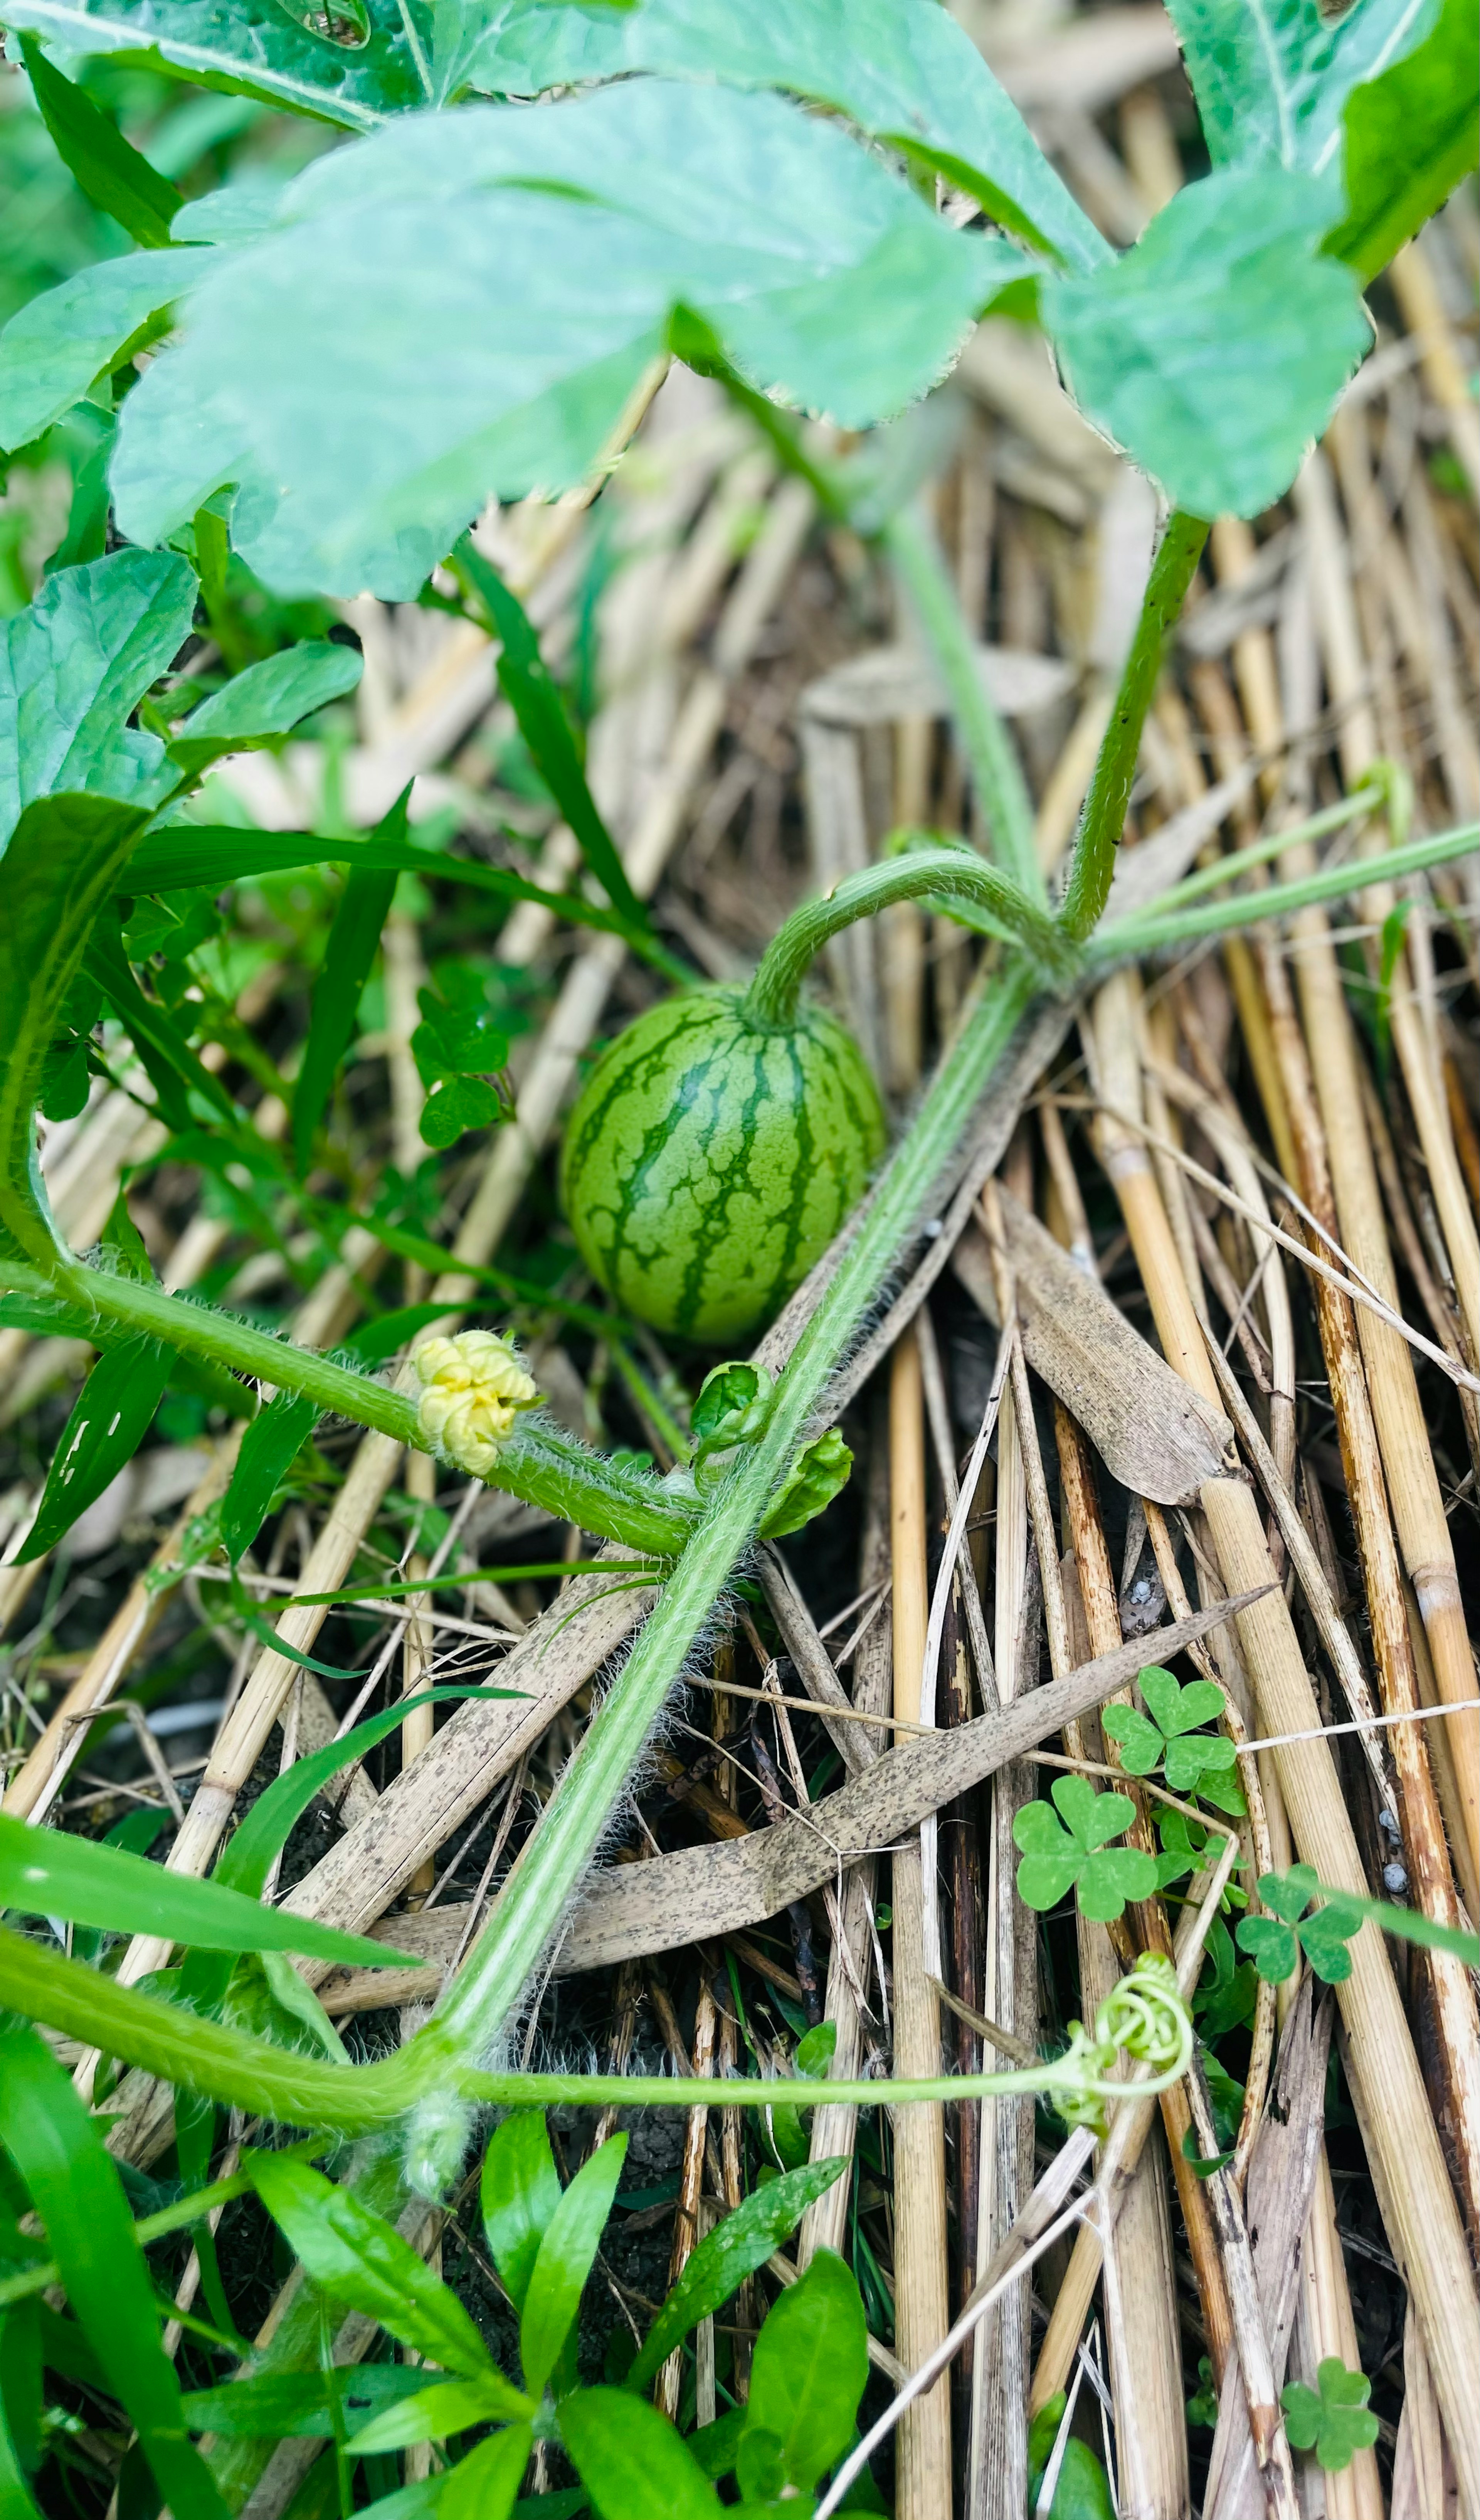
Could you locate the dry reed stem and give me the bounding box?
[967,1258,1036,2520]
[1091,968,1480,2508]
[1212,508,1480,1882]
[799,1410,893,2269]
[657,1971,717,2422]
[1238,924,1480,2233]
[887,1327,953,2519]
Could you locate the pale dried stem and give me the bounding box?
[1092,963,1480,2508]
[887,1328,953,2519]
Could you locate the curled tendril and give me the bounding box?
[1039,1958,1194,2133]
[1097,1956,1192,2077]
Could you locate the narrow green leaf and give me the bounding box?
[519,2135,627,2399]
[14,1333,170,1562]
[220,1390,317,1563]
[84,917,240,1130]
[249,2158,494,2379]
[119,826,679,972]
[351,2374,534,2454]
[0,1813,420,1971]
[291,798,404,1172]
[181,2366,442,2442]
[19,35,182,245]
[1324,0,1479,279]
[626,2156,848,2391]
[558,2390,720,2520]
[481,2115,562,2317]
[741,2248,867,2492]
[452,540,645,931]
[0,2018,231,2520]
[168,641,364,776]
[442,2423,533,2520]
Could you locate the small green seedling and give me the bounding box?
[1013,1776,1159,1924]
[1236,1866,1364,1986]
[1103,1665,1245,1814]
[1281,2359,1381,2472]
[1186,2356,1220,2429]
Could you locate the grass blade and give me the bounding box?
[0,1814,420,1971]
[0,2019,231,2520]
[291,795,404,1173]
[14,1335,170,1562]
[452,536,650,934]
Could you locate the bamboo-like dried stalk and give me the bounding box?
[888,1327,953,2517]
[1239,922,1480,2234]
[657,1971,717,2422]
[1091,969,1480,2507]
[1214,503,1480,1884]
[967,1321,1035,2520]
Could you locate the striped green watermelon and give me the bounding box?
[560,988,887,1344]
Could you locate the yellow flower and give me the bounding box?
[414,1330,538,1475]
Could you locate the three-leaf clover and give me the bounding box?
[1236,1867,1362,1986]
[1281,2360,1379,2471]
[412,965,511,1149]
[1103,1665,1245,1815]
[1013,1778,1159,1924]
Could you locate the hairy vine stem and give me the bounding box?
[0,1920,1189,2152]
[1059,508,1209,940]
[43,1260,698,1555]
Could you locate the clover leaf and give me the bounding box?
[1103,1665,1245,1814]
[412,965,511,1149]
[1236,1866,1362,1986]
[1281,2360,1379,2471]
[1013,1777,1158,1924]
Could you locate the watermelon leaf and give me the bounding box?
[438,0,1106,274]
[0,0,433,130]
[1044,167,1368,519]
[0,249,209,453]
[0,551,196,847]
[0,796,151,1277]
[110,80,1007,598]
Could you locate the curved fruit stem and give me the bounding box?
[742,844,1079,1028]
[1059,508,1210,941]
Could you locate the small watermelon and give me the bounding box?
[560,988,887,1344]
